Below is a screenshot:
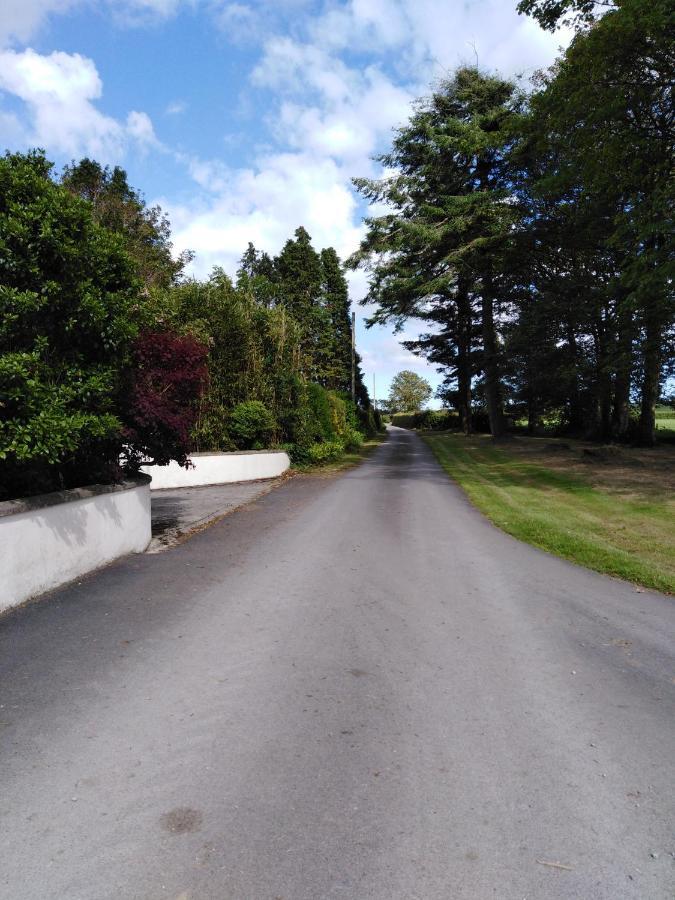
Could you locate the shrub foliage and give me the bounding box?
[0,151,378,498]
[123,331,209,470]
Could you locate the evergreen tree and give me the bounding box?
[236,242,277,307]
[274,227,332,383]
[351,67,526,437]
[522,0,674,443]
[320,247,353,393]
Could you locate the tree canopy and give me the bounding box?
[517,0,617,30]
[388,371,433,412]
[352,0,673,445]
[0,152,377,499]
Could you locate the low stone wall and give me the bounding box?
[0,477,151,614]
[141,450,290,490]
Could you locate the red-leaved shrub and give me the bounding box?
[123,330,209,470]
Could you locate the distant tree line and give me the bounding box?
[350,0,673,445]
[0,153,376,500]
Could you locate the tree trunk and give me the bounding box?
[612,304,633,440]
[481,289,506,438]
[565,323,584,434]
[637,315,662,446]
[599,376,613,442]
[591,316,612,442]
[457,286,473,435]
[527,394,539,435]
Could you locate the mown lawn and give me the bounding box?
[423,433,675,594]
[655,407,675,439]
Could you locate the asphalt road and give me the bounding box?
[1,427,673,900]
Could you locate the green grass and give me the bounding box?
[424,433,675,594]
[655,418,675,437]
[654,405,675,439]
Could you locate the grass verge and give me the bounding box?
[423,433,675,594]
[297,431,388,477]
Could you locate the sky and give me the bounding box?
[0,0,570,405]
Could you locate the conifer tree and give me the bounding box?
[320,247,353,393]
[351,68,526,437]
[274,227,332,383]
[521,0,674,443]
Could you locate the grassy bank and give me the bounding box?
[423,433,675,594]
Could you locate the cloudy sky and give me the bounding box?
[0,0,569,403]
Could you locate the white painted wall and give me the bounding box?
[0,480,151,614]
[141,451,290,490]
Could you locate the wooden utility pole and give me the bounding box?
[351,311,356,401]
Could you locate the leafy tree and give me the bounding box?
[388,370,432,412]
[523,0,675,443]
[517,0,616,30]
[154,268,305,450]
[0,151,215,499]
[61,158,192,291]
[0,150,139,498]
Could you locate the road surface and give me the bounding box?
[1,427,673,899]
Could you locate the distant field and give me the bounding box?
[424,433,675,594]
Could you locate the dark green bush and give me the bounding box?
[0,151,139,499]
[356,405,377,437]
[413,409,456,430]
[305,382,335,442]
[391,413,416,428]
[229,400,276,450]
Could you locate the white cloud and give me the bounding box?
[0,48,158,160]
[275,68,412,170]
[0,0,78,45]
[253,38,413,177]
[165,99,187,115]
[184,155,230,192]
[0,0,194,46]
[166,149,363,277]
[213,2,259,42]
[252,37,359,102]
[126,109,159,147]
[108,0,188,27]
[306,0,568,78]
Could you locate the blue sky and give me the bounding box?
[0,0,569,404]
